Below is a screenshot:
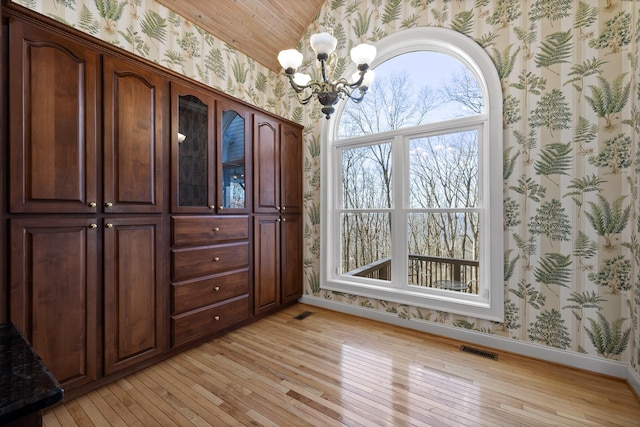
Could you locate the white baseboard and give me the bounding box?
[299,295,630,382]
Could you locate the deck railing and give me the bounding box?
[345,255,480,294]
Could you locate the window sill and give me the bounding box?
[321,277,503,322]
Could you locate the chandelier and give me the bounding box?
[277,32,377,119]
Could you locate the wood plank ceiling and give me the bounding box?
[156,0,326,72]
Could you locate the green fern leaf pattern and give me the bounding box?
[585,195,630,249]
[400,14,420,29]
[140,10,167,45]
[534,142,572,177]
[78,4,99,35]
[534,30,573,69]
[585,74,630,128]
[204,48,226,81]
[584,313,631,358]
[533,253,572,287]
[353,11,373,38]
[450,10,474,35]
[382,0,402,25]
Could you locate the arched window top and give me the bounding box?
[331,26,502,141]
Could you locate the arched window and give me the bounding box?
[321,27,504,320]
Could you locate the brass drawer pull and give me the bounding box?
[214,315,220,321]
[213,257,220,262]
[213,227,220,232]
[213,286,220,292]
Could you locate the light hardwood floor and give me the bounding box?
[43,303,640,426]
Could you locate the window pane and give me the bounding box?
[407,212,479,294]
[338,51,483,139]
[342,143,392,209]
[409,130,478,209]
[341,212,391,282]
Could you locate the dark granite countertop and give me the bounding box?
[0,323,63,424]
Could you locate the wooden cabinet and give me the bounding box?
[103,217,165,375]
[170,216,250,347]
[6,18,167,395]
[253,115,302,214]
[103,55,164,214]
[9,21,164,215]
[10,218,99,391]
[253,214,302,316]
[253,117,303,316]
[8,19,98,213]
[171,82,251,214]
[3,10,303,400]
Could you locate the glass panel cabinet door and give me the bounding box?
[217,99,252,213]
[171,82,216,213]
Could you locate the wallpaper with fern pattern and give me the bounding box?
[16,0,640,374]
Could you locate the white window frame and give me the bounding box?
[320,27,504,321]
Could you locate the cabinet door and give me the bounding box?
[171,81,216,213]
[103,55,164,213]
[281,215,303,304]
[103,217,165,375]
[9,20,98,213]
[10,218,98,391]
[217,99,252,214]
[253,115,280,214]
[253,215,281,314]
[280,123,303,214]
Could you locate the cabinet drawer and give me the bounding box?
[172,216,248,247]
[172,242,248,282]
[172,269,249,314]
[171,296,249,347]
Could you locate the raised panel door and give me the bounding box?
[253,215,281,314]
[253,115,280,213]
[103,55,164,213]
[9,20,98,213]
[281,215,303,304]
[10,217,98,391]
[280,123,302,214]
[103,217,165,375]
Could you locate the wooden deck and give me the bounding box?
[43,303,640,426]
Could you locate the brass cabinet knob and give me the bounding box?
[213,227,220,232]
[213,286,220,292]
[276,218,281,222]
[214,315,220,321]
[105,202,113,207]
[209,205,215,210]
[89,223,98,229]
[218,206,223,210]
[276,206,281,211]
[282,218,287,222]
[105,223,114,228]
[213,257,220,262]
[89,202,97,208]
[281,206,286,211]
